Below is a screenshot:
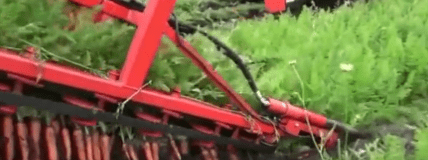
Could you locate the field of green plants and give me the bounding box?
[1,0,428,159]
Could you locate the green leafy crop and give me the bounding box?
[1,0,428,158]
[414,126,428,160]
[0,0,257,107]
[225,0,428,125]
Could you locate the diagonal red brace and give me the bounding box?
[118,0,177,87]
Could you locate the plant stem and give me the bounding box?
[292,65,305,107]
[291,64,325,160]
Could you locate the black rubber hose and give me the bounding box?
[169,20,271,107]
[110,0,271,108]
[111,0,146,11]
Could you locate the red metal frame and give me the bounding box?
[264,0,287,13]
[0,0,338,148]
[118,0,177,87]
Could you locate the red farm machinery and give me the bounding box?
[0,0,367,160]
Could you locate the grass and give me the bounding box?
[1,0,428,159]
[224,0,428,126]
[219,0,428,158]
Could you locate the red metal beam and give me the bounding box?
[264,0,286,13]
[101,1,141,26]
[68,0,102,7]
[163,26,266,123]
[118,0,177,87]
[99,0,268,125]
[0,49,275,134]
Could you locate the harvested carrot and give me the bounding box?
[16,120,29,160]
[1,115,14,160]
[73,127,86,160]
[44,125,58,160]
[91,130,101,160]
[200,147,212,160]
[127,143,139,160]
[60,126,72,160]
[168,136,181,160]
[85,131,94,160]
[179,139,189,155]
[143,142,153,160]
[227,145,239,160]
[51,119,60,135]
[152,142,159,160]
[122,143,131,160]
[151,142,159,160]
[99,133,111,160]
[28,117,41,160]
[229,153,240,160]
[210,148,219,160]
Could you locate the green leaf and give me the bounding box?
[384,135,405,160]
[83,51,92,66]
[415,127,428,160]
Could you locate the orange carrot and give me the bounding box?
[85,132,94,160]
[143,142,153,160]
[1,115,14,160]
[151,142,159,160]
[200,147,212,160]
[73,127,86,160]
[227,145,239,160]
[99,133,111,160]
[122,143,131,160]
[92,130,101,160]
[127,144,139,160]
[16,120,29,160]
[51,119,60,135]
[210,148,219,160]
[60,126,72,160]
[28,118,41,160]
[179,139,189,155]
[44,125,58,160]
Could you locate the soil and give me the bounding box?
[286,121,417,160]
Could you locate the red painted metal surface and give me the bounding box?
[280,119,338,147]
[163,26,266,123]
[119,0,177,88]
[0,105,17,115]
[99,0,267,123]
[92,11,111,23]
[69,0,103,7]
[268,98,327,127]
[63,94,103,126]
[0,83,11,92]
[102,1,140,24]
[264,0,286,13]
[0,49,275,133]
[0,0,341,151]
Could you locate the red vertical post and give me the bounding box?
[119,0,177,87]
[264,0,286,13]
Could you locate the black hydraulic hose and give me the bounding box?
[110,0,271,108]
[169,19,271,108]
[111,1,371,140]
[111,0,146,11]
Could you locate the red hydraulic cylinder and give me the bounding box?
[267,98,327,127]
